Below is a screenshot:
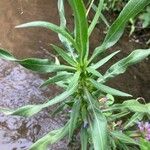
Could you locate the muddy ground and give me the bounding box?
[0,0,149,150]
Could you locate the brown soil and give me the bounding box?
[0,0,149,150]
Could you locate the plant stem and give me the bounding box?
[86,0,95,16]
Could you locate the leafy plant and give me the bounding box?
[140,138,150,150]
[139,6,150,28]
[0,0,150,149]
[103,0,128,12]
[88,0,150,36]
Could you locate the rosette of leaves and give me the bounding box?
[0,0,150,150]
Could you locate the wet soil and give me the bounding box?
[0,0,149,150]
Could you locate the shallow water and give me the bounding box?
[0,0,149,150]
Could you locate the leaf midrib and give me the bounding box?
[74,1,86,59]
[86,89,105,150]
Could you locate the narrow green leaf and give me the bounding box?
[101,49,150,82]
[110,111,130,121]
[51,44,77,66]
[81,105,88,123]
[67,71,80,89]
[40,73,72,87]
[124,113,144,129]
[17,58,52,72]
[86,67,103,78]
[52,102,67,116]
[0,48,16,61]
[92,4,110,28]
[88,0,104,36]
[17,57,75,73]
[86,0,94,16]
[0,72,80,117]
[0,105,44,117]
[68,0,88,62]
[122,100,150,114]
[0,49,75,73]
[15,21,77,49]
[90,0,150,61]
[140,138,150,150]
[54,71,74,89]
[29,122,69,150]
[44,72,80,107]
[80,127,88,150]
[19,61,75,73]
[58,0,66,28]
[58,0,74,54]
[89,111,107,150]
[90,79,132,97]
[69,100,81,139]
[85,88,107,150]
[117,143,132,150]
[0,86,77,117]
[111,131,138,145]
[110,138,117,150]
[103,0,150,49]
[91,50,120,69]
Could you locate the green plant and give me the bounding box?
[0,0,150,149]
[139,6,150,28]
[103,0,128,12]
[89,0,150,36]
